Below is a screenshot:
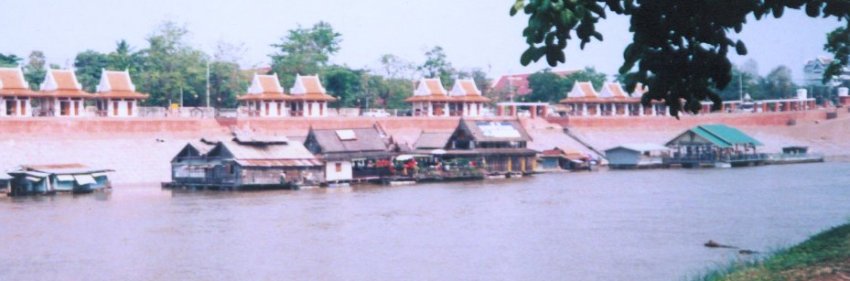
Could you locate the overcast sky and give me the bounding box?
[0,0,843,83]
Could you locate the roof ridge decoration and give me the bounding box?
[0,66,30,90]
[40,68,83,91]
[597,82,628,99]
[247,73,285,95]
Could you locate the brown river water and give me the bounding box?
[2,162,850,281]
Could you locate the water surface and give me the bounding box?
[2,163,849,280]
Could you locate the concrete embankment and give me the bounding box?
[2,110,848,184]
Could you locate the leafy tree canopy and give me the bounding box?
[270,21,341,86]
[0,53,22,67]
[511,0,850,117]
[419,46,456,87]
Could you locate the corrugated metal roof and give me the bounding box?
[697,124,763,146]
[217,139,317,160]
[414,132,452,149]
[459,119,532,143]
[235,159,322,167]
[605,143,669,153]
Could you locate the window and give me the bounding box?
[5,100,14,115]
[335,162,342,173]
[113,101,119,116]
[128,101,133,116]
[19,99,26,115]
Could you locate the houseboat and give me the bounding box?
[434,119,538,178]
[6,163,112,196]
[303,124,396,185]
[538,147,592,171]
[767,146,825,165]
[165,130,323,190]
[664,124,766,168]
[605,143,670,169]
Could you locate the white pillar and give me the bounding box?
[427,102,433,116]
[581,104,587,116]
[444,103,449,117]
[0,98,6,117]
[651,104,657,116]
[596,104,601,117]
[638,104,644,116]
[665,106,670,116]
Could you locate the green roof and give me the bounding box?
[690,124,762,148]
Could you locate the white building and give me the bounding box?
[238,73,289,117]
[38,69,92,117]
[448,79,490,117]
[94,70,147,117]
[407,78,453,117]
[0,66,37,117]
[804,57,850,86]
[289,74,335,117]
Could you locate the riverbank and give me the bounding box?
[2,111,850,184]
[697,222,850,281]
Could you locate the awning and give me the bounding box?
[91,172,108,178]
[395,155,414,161]
[74,175,97,185]
[56,175,75,182]
[26,176,43,182]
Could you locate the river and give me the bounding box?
[2,162,849,281]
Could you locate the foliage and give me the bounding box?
[322,65,364,108]
[458,68,492,97]
[419,46,456,87]
[563,66,606,94]
[526,69,569,103]
[511,0,850,117]
[762,66,796,99]
[73,50,110,92]
[379,54,415,79]
[694,222,850,281]
[23,51,47,90]
[0,53,22,67]
[270,21,341,86]
[824,27,850,84]
[135,21,208,107]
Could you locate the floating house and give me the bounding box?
[6,163,112,196]
[38,69,92,117]
[0,66,38,117]
[0,173,11,194]
[238,73,289,117]
[166,130,323,190]
[664,124,765,168]
[439,119,538,176]
[94,70,148,117]
[539,147,592,171]
[303,125,396,184]
[289,74,335,117]
[605,143,670,169]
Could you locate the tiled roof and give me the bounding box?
[0,67,38,97]
[414,131,452,150]
[408,78,490,103]
[239,73,288,101]
[95,70,148,100]
[41,69,92,98]
[413,78,447,96]
[491,70,578,96]
[290,74,336,101]
[598,82,628,99]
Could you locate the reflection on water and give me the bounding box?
[2,163,850,281]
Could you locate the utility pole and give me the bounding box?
[206,60,211,108]
[179,86,184,108]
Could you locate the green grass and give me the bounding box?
[693,222,850,281]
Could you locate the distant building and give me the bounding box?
[237,73,336,117]
[559,81,666,117]
[0,66,38,117]
[303,125,396,184]
[407,78,452,117]
[447,79,490,117]
[539,147,591,171]
[6,163,112,196]
[289,74,335,117]
[604,144,670,169]
[491,69,578,98]
[803,57,850,86]
[38,69,93,117]
[94,70,148,117]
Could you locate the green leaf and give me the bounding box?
[735,40,748,55]
[520,48,534,66]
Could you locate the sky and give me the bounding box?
[0,0,844,83]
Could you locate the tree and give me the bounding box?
[74,50,110,92]
[379,54,415,79]
[270,21,342,86]
[419,46,455,87]
[0,53,22,67]
[209,41,248,108]
[511,0,850,117]
[23,51,47,89]
[135,21,208,106]
[763,65,796,99]
[715,65,763,101]
[458,68,492,97]
[322,65,363,107]
[526,69,569,103]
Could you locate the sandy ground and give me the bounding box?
[2,113,848,184]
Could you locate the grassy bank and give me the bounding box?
[696,222,850,281]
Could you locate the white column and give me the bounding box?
[15,99,22,117]
[665,106,670,116]
[638,104,644,116]
[443,103,449,117]
[131,100,138,117]
[651,104,657,116]
[581,104,587,116]
[0,98,6,117]
[427,102,433,116]
[596,104,601,117]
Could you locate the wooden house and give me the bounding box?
[439,119,538,176]
[605,143,670,169]
[303,124,395,184]
[38,69,93,117]
[237,73,289,117]
[94,70,148,117]
[166,130,323,190]
[664,124,765,167]
[6,163,112,196]
[0,66,39,117]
